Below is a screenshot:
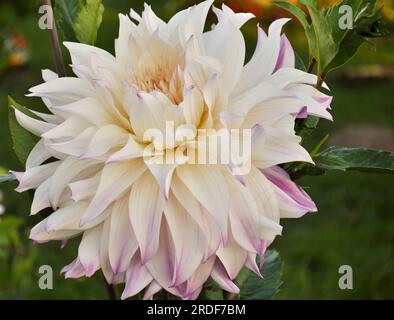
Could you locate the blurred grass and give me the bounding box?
[0,0,393,299]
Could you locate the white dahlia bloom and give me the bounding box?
[12,1,332,299]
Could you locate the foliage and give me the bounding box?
[0,174,16,183]
[239,250,283,300]
[275,0,389,77]
[8,97,38,166]
[55,0,104,45]
[199,250,283,300]
[290,146,394,179]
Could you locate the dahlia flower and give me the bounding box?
[11,1,331,299]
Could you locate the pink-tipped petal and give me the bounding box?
[211,260,240,294]
[121,253,153,300]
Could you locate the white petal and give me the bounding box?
[49,157,100,208]
[42,116,90,140]
[228,82,289,115]
[244,167,282,240]
[14,109,55,137]
[30,218,81,242]
[81,125,129,159]
[31,177,52,215]
[50,97,113,127]
[61,258,85,279]
[144,153,187,200]
[171,174,221,259]
[143,281,162,300]
[45,202,88,232]
[227,175,263,254]
[68,173,100,202]
[26,139,52,170]
[47,127,96,157]
[129,171,165,263]
[15,161,60,193]
[243,97,304,128]
[164,194,205,286]
[175,165,229,242]
[233,19,290,95]
[181,85,204,126]
[252,125,313,168]
[146,219,175,289]
[211,259,240,294]
[106,135,147,163]
[213,4,254,29]
[42,69,58,82]
[216,231,247,280]
[81,160,146,226]
[100,218,125,284]
[28,77,94,104]
[78,225,102,277]
[204,17,245,94]
[185,256,215,298]
[124,89,164,138]
[121,253,153,300]
[109,196,138,274]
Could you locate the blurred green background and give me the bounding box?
[0,0,393,299]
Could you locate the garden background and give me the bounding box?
[0,0,393,299]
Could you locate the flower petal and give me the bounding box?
[164,193,205,286]
[211,259,240,294]
[176,165,229,243]
[109,196,138,274]
[129,171,165,263]
[78,225,102,277]
[81,160,146,226]
[121,253,153,300]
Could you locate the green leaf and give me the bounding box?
[301,0,338,75]
[8,97,38,165]
[310,134,330,157]
[54,0,83,42]
[274,1,309,29]
[295,115,320,141]
[239,250,283,300]
[55,0,82,29]
[313,146,394,174]
[326,32,365,72]
[326,0,389,73]
[74,0,104,45]
[0,217,23,236]
[0,175,16,184]
[199,279,224,300]
[8,96,43,121]
[328,0,363,44]
[295,52,307,71]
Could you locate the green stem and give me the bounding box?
[224,291,240,300]
[43,0,66,77]
[103,275,117,300]
[307,58,316,73]
[316,76,324,90]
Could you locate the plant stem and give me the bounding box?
[224,291,240,300]
[307,59,316,73]
[316,76,325,90]
[43,0,66,77]
[103,275,117,300]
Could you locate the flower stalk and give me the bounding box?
[103,275,117,300]
[43,0,66,77]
